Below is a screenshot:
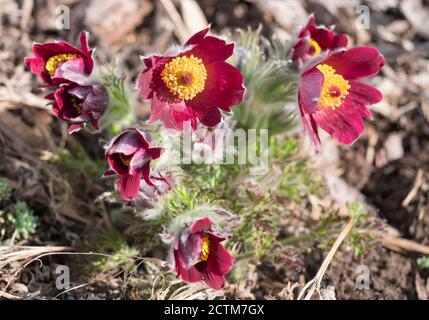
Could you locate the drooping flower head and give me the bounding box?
[168,217,235,290]
[291,16,348,67]
[46,58,108,133]
[137,27,245,131]
[105,128,163,201]
[298,47,384,152]
[25,32,94,85]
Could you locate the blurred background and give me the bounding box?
[1,0,429,300]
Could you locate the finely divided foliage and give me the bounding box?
[24,18,383,290]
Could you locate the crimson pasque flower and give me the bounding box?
[105,128,163,201]
[168,217,235,290]
[45,58,108,133]
[292,16,348,67]
[137,27,245,130]
[25,32,94,85]
[298,47,384,152]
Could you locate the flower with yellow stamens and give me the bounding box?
[292,15,348,67]
[137,27,245,131]
[168,217,235,290]
[298,46,384,152]
[25,32,94,85]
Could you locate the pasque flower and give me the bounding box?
[298,47,384,152]
[137,27,245,130]
[25,32,108,133]
[45,58,109,133]
[25,32,94,85]
[105,128,163,201]
[168,217,235,290]
[291,16,348,67]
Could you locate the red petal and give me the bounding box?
[185,27,210,46]
[148,147,163,160]
[314,100,369,145]
[349,80,383,105]
[309,26,334,50]
[188,61,244,127]
[207,240,235,276]
[176,257,203,283]
[184,36,234,64]
[191,218,212,233]
[299,99,321,153]
[332,34,348,49]
[117,172,141,201]
[137,55,166,99]
[204,271,225,290]
[325,46,384,80]
[68,123,83,134]
[141,162,154,186]
[298,67,324,113]
[148,94,197,130]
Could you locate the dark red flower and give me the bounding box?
[168,217,235,290]
[291,16,348,67]
[137,27,245,131]
[105,128,163,201]
[25,32,94,85]
[298,47,384,152]
[47,58,108,133]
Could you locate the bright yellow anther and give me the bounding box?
[161,55,207,100]
[195,234,210,264]
[309,38,322,56]
[316,64,350,110]
[45,53,80,76]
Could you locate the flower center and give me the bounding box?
[71,98,83,113]
[195,234,210,264]
[45,53,80,77]
[316,64,350,109]
[308,39,322,56]
[119,154,131,166]
[161,55,207,100]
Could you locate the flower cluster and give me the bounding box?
[25,32,108,133]
[24,19,384,291]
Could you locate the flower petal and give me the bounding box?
[325,46,384,80]
[298,67,324,113]
[185,27,210,46]
[191,217,212,233]
[204,271,225,290]
[184,36,234,64]
[314,100,368,145]
[148,94,197,130]
[207,240,235,276]
[299,100,321,153]
[188,61,245,127]
[117,172,141,201]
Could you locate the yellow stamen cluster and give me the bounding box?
[316,64,350,110]
[161,55,207,100]
[195,234,210,264]
[309,38,322,56]
[45,53,80,76]
[71,98,83,113]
